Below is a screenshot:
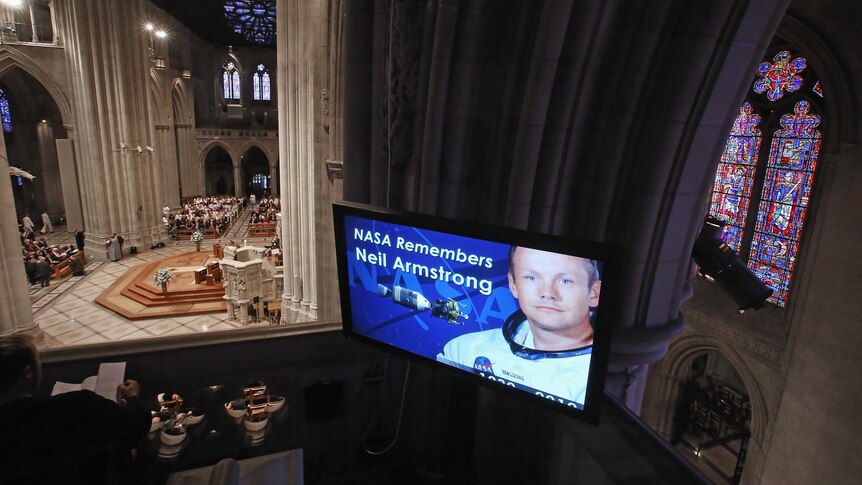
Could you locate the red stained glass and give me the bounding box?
[707,103,761,251]
[749,101,821,306]
[753,51,807,101]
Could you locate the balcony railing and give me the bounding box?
[0,19,55,46]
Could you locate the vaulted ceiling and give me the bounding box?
[150,0,275,49]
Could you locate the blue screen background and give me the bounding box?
[343,215,520,360]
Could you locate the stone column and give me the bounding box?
[269,159,278,196]
[154,123,180,209]
[233,164,242,197]
[56,139,83,234]
[278,0,318,319]
[29,3,38,42]
[55,0,163,252]
[0,128,41,339]
[175,123,196,199]
[36,121,63,216]
[49,0,59,44]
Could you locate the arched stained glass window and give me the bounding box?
[252,64,271,101]
[223,61,241,101]
[708,103,762,251]
[0,88,12,133]
[707,49,824,307]
[252,172,269,189]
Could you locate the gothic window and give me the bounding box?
[707,50,824,307]
[0,88,12,133]
[252,172,269,189]
[224,1,276,45]
[252,64,271,102]
[223,61,241,102]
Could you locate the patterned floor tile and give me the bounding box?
[51,326,97,345]
[97,323,142,340]
[142,320,183,336]
[36,313,75,328]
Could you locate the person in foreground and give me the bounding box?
[0,334,152,484]
[438,246,601,407]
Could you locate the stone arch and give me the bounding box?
[236,141,273,166]
[171,78,194,124]
[201,142,236,196]
[198,140,237,170]
[148,69,170,123]
[238,144,272,197]
[0,46,72,127]
[655,336,768,447]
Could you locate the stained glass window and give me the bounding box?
[252,173,269,189]
[0,88,12,133]
[224,1,276,45]
[812,81,823,97]
[253,64,271,101]
[708,103,761,251]
[748,101,821,305]
[753,51,807,101]
[223,61,241,101]
[707,50,823,307]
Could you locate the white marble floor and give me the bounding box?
[30,210,279,349]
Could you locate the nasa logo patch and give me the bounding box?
[473,356,494,375]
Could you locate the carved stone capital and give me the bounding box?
[325,160,343,182]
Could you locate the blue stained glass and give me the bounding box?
[252,64,271,101]
[753,51,807,101]
[707,103,761,251]
[232,71,241,99]
[223,61,240,100]
[709,48,825,308]
[224,1,276,45]
[749,100,821,306]
[0,88,12,133]
[223,72,231,98]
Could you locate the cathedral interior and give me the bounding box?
[1,0,860,483]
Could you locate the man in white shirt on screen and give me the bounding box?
[437,246,601,407]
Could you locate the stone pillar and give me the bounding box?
[175,123,196,199]
[36,121,63,216]
[0,128,41,339]
[233,164,242,197]
[56,139,83,233]
[29,3,38,42]
[154,124,180,209]
[269,159,278,196]
[277,0,318,319]
[50,0,59,44]
[56,0,163,252]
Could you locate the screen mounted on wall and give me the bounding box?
[333,202,621,424]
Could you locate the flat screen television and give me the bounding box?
[333,201,621,424]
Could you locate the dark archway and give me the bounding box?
[240,146,270,198]
[203,146,234,195]
[670,351,752,484]
[2,67,67,225]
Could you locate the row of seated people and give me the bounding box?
[248,196,280,237]
[165,196,244,239]
[21,238,87,286]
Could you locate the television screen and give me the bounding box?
[333,202,620,423]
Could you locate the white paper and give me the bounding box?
[51,362,126,402]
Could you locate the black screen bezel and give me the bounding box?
[332,201,622,425]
